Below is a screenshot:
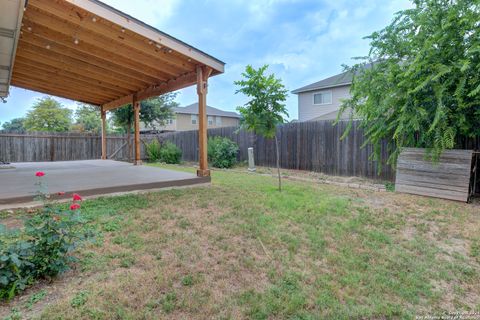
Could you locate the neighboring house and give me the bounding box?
[141,103,241,132]
[292,70,354,122]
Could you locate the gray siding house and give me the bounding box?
[292,70,353,122]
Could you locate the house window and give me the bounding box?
[215,116,222,126]
[166,118,174,125]
[191,114,198,125]
[208,116,214,125]
[313,91,332,105]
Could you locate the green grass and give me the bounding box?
[1,164,479,319]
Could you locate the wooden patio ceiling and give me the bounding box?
[10,0,225,110]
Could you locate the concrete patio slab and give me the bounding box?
[0,160,209,205]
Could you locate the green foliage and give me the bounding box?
[181,274,194,286]
[111,93,178,132]
[0,175,92,300]
[145,139,162,162]
[25,290,47,309]
[161,292,177,313]
[71,291,89,308]
[235,65,289,191]
[23,97,72,132]
[207,136,239,168]
[239,273,308,319]
[0,207,91,300]
[73,104,102,133]
[235,65,289,139]
[110,104,133,134]
[159,142,182,164]
[140,93,178,130]
[385,182,395,192]
[339,0,480,167]
[3,308,22,320]
[1,118,25,132]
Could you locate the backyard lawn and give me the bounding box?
[1,164,479,319]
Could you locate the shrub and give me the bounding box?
[0,173,91,300]
[159,142,182,164]
[207,137,239,168]
[145,139,162,162]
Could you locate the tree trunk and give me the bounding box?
[127,120,132,163]
[274,134,281,192]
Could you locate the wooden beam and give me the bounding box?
[60,0,225,73]
[196,66,211,177]
[103,94,135,111]
[23,6,187,77]
[28,0,196,71]
[101,108,107,160]
[16,41,143,91]
[19,30,162,84]
[103,71,197,111]
[133,100,142,165]
[11,70,111,102]
[13,63,124,99]
[12,69,118,101]
[11,80,102,105]
[13,58,133,96]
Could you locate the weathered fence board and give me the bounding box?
[2,121,479,183]
[153,121,395,181]
[395,148,474,202]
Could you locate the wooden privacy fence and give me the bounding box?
[0,131,138,162]
[3,122,478,182]
[0,122,393,180]
[155,121,394,181]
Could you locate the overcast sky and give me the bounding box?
[0,0,412,123]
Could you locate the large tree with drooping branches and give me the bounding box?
[339,0,480,167]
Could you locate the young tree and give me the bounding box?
[339,0,480,167]
[235,65,289,191]
[24,97,72,132]
[1,118,25,132]
[74,103,102,133]
[110,93,178,160]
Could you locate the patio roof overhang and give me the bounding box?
[4,0,224,109]
[1,0,225,177]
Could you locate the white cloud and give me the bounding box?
[101,0,181,28]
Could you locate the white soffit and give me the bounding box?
[0,0,25,97]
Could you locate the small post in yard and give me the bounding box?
[133,99,142,165]
[248,147,256,172]
[101,107,107,160]
[196,65,212,177]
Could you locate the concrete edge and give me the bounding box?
[0,176,211,209]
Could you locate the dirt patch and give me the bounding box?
[0,216,24,229]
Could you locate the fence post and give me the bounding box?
[50,136,55,161]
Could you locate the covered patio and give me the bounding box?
[1,0,224,170]
[0,0,224,203]
[0,160,208,205]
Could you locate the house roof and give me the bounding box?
[174,103,241,118]
[292,62,376,94]
[291,70,352,94]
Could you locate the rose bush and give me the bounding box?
[0,173,92,300]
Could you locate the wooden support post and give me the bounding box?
[101,107,107,160]
[133,99,142,165]
[196,66,212,177]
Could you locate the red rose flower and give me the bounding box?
[72,193,82,201]
[35,171,45,177]
[57,191,65,196]
[70,203,81,210]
